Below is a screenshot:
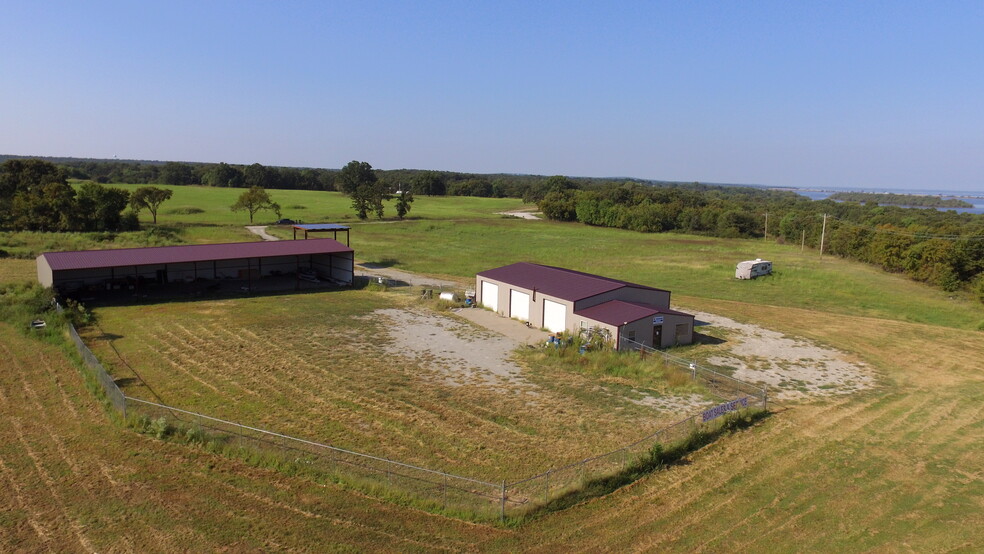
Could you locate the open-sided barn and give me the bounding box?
[476,262,694,349]
[36,238,354,298]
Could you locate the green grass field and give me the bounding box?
[1,190,983,550]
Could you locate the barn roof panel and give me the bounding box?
[39,239,353,271]
[477,262,666,302]
[574,300,693,327]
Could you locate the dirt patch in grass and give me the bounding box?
[375,308,535,389]
[692,311,875,400]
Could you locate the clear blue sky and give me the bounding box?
[2,1,982,191]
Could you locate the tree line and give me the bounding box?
[827,192,972,209]
[0,159,179,232]
[537,180,984,303]
[43,158,572,199]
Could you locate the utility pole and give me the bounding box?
[819,213,827,259]
[801,229,806,252]
[764,212,769,240]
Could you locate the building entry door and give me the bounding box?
[652,325,663,348]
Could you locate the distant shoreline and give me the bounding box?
[771,187,984,201]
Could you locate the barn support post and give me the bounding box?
[247,258,252,292]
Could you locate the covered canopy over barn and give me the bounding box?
[292,223,350,244]
[36,238,354,298]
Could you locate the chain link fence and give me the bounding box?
[61,313,766,520]
[620,337,769,408]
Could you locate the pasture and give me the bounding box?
[1,188,983,550]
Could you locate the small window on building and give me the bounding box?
[626,330,636,342]
[580,320,587,328]
[676,323,688,339]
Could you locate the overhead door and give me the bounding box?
[543,299,566,333]
[509,290,530,321]
[481,281,499,312]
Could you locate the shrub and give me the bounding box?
[151,416,172,439]
[184,426,206,444]
[63,298,95,326]
[166,207,205,215]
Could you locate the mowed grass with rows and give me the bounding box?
[83,289,707,481]
[3,188,984,550]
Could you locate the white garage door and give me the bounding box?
[543,299,567,333]
[509,290,530,321]
[481,281,499,312]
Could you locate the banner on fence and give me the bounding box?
[701,397,749,422]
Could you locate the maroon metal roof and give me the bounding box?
[574,300,693,327]
[477,262,667,302]
[39,238,353,271]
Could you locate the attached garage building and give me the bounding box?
[476,262,694,349]
[37,238,354,298]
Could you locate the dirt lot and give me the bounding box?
[692,311,875,400]
[376,305,873,405]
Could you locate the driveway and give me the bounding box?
[453,307,551,345]
[245,226,280,241]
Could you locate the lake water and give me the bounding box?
[781,187,984,215]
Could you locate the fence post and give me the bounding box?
[763,386,769,411]
[500,480,506,522]
[122,391,127,421]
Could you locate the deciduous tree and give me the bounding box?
[129,186,173,224]
[230,186,277,223]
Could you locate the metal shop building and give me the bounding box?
[476,262,694,349]
[36,238,354,297]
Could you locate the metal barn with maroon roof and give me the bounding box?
[36,238,354,298]
[476,262,694,349]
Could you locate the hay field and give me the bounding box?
[3,193,983,550]
[82,290,707,481]
[0,323,507,551]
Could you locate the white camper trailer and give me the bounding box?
[736,259,772,279]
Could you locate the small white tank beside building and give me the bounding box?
[735,259,772,279]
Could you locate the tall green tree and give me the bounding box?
[336,161,376,195]
[338,160,388,219]
[244,163,275,190]
[201,162,244,187]
[1,159,65,227]
[395,190,414,219]
[129,186,174,224]
[230,186,277,223]
[74,182,132,231]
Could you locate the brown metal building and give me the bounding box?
[36,238,354,297]
[476,262,694,349]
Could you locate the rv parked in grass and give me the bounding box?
[736,259,772,279]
